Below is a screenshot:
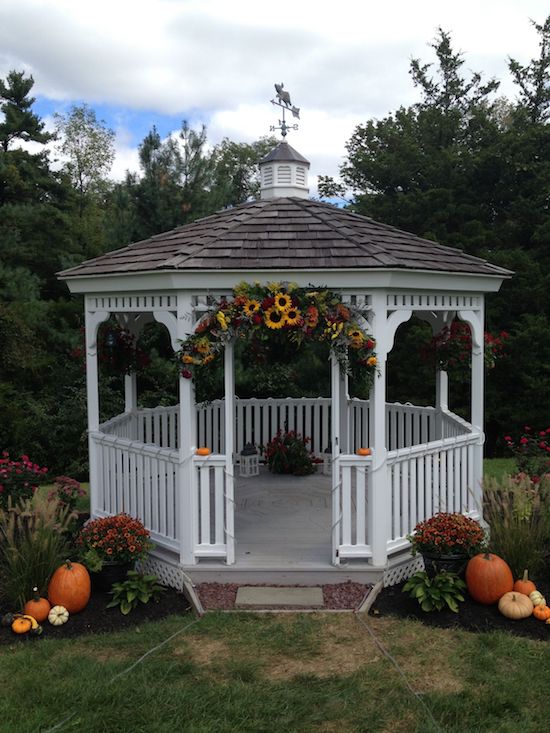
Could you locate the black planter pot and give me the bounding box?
[91,562,134,592]
[421,553,468,578]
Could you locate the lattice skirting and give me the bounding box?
[139,555,185,591]
[383,555,424,587]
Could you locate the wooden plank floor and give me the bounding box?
[234,468,333,567]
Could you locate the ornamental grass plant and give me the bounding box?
[483,473,550,577]
[408,512,486,557]
[76,513,152,572]
[0,493,75,608]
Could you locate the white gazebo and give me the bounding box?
[59,140,511,588]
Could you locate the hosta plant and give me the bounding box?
[107,571,165,615]
[403,570,466,613]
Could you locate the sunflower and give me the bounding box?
[273,292,292,313]
[202,354,215,364]
[367,356,377,367]
[195,339,211,354]
[182,354,194,364]
[244,299,261,315]
[264,306,286,329]
[284,307,302,327]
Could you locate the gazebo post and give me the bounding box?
[224,342,236,564]
[177,295,197,565]
[330,353,341,564]
[84,301,109,518]
[435,369,449,439]
[338,370,349,453]
[459,307,485,518]
[368,293,390,567]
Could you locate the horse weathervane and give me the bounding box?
[270,83,300,138]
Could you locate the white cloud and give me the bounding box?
[0,0,547,187]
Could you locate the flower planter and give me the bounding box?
[91,561,134,593]
[422,552,468,578]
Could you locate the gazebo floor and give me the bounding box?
[182,467,393,585]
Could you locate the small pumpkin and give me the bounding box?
[23,587,51,624]
[465,553,514,605]
[532,604,550,621]
[195,447,211,456]
[513,569,537,596]
[357,448,371,456]
[48,560,91,614]
[529,590,546,607]
[11,616,32,634]
[48,605,69,626]
[498,592,534,620]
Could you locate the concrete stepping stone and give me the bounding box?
[236,586,324,609]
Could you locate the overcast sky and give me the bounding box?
[0,0,547,191]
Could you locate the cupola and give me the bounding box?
[259,141,310,199]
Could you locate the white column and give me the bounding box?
[84,302,109,518]
[176,294,197,565]
[368,295,390,567]
[330,353,341,564]
[224,342,235,564]
[338,369,349,454]
[435,369,449,440]
[124,374,137,413]
[458,306,485,518]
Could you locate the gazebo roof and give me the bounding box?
[59,197,511,279]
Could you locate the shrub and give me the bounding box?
[408,512,486,557]
[0,451,49,509]
[483,473,550,577]
[76,513,152,572]
[0,493,75,608]
[107,570,165,615]
[503,427,550,479]
[264,430,316,476]
[48,476,86,514]
[403,571,466,612]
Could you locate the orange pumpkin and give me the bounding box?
[195,447,211,456]
[11,616,32,634]
[23,587,51,624]
[48,560,91,614]
[513,569,537,596]
[357,448,371,456]
[465,553,514,605]
[533,604,550,621]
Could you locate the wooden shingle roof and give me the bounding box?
[59,197,511,279]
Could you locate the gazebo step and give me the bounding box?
[182,564,385,586]
[235,586,324,609]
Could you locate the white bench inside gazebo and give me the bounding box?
[60,137,510,588]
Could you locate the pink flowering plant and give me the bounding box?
[264,430,317,476]
[503,426,550,481]
[408,512,486,557]
[48,476,86,514]
[76,513,153,572]
[0,451,48,509]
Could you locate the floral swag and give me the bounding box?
[177,282,377,382]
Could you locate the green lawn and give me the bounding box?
[0,612,548,732]
[483,457,515,482]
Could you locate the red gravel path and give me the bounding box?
[196,581,372,611]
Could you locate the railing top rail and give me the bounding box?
[193,454,226,466]
[99,412,134,431]
[338,454,374,466]
[90,431,179,461]
[442,409,473,431]
[387,432,480,462]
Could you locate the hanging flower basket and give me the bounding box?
[176,281,377,383]
[421,321,508,377]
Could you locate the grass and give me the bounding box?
[483,458,515,481]
[0,612,549,732]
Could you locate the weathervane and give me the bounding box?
[270,83,300,138]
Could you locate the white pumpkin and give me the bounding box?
[529,590,546,607]
[48,605,69,626]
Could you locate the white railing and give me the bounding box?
[334,455,373,560]
[100,412,137,440]
[193,454,229,559]
[91,431,180,552]
[386,433,479,552]
[197,397,332,456]
[135,406,179,449]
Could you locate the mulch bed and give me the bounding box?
[370,578,550,642]
[196,581,372,611]
[0,587,191,644]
